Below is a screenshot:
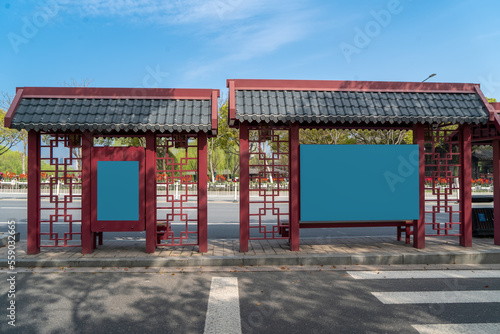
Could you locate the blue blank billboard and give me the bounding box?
[97,161,139,221]
[300,145,419,222]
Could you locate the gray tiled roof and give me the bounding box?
[234,90,490,125]
[10,98,213,133]
[472,147,493,161]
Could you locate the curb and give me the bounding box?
[0,232,20,247]
[4,250,500,268]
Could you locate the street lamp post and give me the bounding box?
[422,74,437,82]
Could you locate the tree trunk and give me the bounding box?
[21,153,26,175]
[209,138,215,183]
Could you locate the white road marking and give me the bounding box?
[0,207,26,209]
[412,323,500,334]
[371,291,500,304]
[204,277,241,334]
[349,270,500,280]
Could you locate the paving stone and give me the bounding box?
[3,237,500,268]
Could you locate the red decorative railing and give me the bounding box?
[156,134,199,246]
[248,126,290,240]
[424,126,463,237]
[39,133,82,247]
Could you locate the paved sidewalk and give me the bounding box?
[2,237,500,268]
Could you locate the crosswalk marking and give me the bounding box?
[356,270,500,330]
[371,291,500,304]
[348,270,500,280]
[204,277,242,334]
[412,323,500,334]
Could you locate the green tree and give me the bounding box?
[0,109,21,156]
[209,101,240,179]
[299,129,354,145]
[0,147,22,174]
[1,92,28,173]
[349,129,411,145]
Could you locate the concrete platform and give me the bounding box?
[1,237,500,268]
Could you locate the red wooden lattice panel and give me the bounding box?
[39,133,82,247]
[424,127,463,237]
[471,122,500,141]
[248,127,290,239]
[156,134,199,246]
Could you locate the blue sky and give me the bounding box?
[1,0,500,102]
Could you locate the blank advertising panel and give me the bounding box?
[97,161,139,221]
[300,145,419,222]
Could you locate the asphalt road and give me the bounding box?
[1,193,486,241]
[1,267,500,333]
[0,196,418,240]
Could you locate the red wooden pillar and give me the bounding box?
[289,122,300,251]
[413,124,425,249]
[239,122,250,252]
[197,132,208,253]
[493,140,500,246]
[145,132,157,253]
[460,124,472,247]
[81,131,93,253]
[27,130,40,254]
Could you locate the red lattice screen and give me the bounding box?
[248,127,290,239]
[424,126,463,237]
[156,134,199,246]
[39,133,82,247]
[471,121,500,141]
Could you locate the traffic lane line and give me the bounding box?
[371,291,500,304]
[412,323,500,334]
[204,277,242,334]
[349,270,500,280]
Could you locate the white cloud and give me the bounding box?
[476,31,500,40]
[74,0,170,17]
[227,21,308,62]
[65,0,272,25]
[62,0,323,82]
[183,8,316,81]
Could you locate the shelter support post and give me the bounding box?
[81,132,93,253]
[493,140,500,245]
[27,130,40,254]
[239,122,250,252]
[289,122,300,251]
[413,124,425,249]
[460,124,472,247]
[198,132,208,253]
[145,132,157,253]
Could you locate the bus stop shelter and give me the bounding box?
[227,79,500,252]
[5,86,219,254]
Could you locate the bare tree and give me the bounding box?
[350,129,409,145]
[0,92,23,158]
[62,78,94,88]
[0,111,21,156]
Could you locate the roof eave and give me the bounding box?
[4,88,24,128]
[211,89,220,136]
[473,85,500,133]
[7,86,221,134]
[18,86,218,100]
[227,78,480,94]
[227,79,237,127]
[473,85,497,122]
